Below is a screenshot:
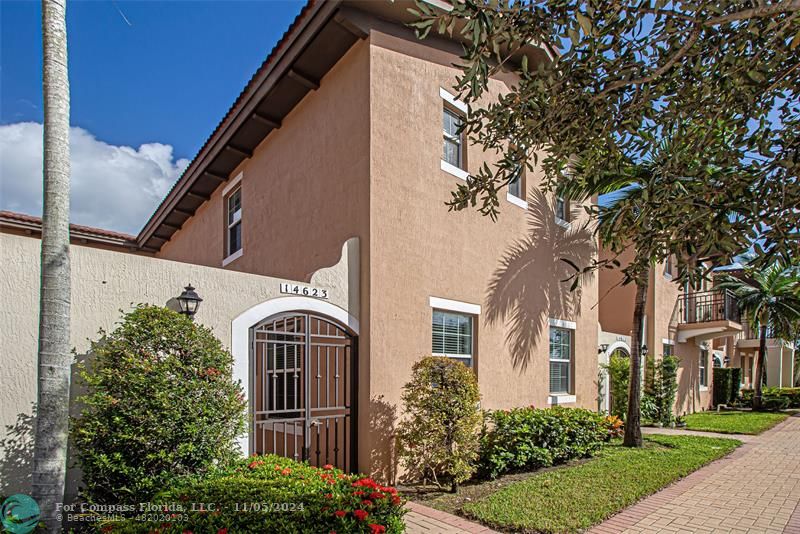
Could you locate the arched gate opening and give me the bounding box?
[251,312,357,472]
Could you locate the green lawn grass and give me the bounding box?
[460,435,739,534]
[683,410,790,435]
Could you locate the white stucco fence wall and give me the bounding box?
[0,232,359,497]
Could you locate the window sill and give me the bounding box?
[664,272,673,280]
[506,192,527,210]
[547,394,577,405]
[699,386,709,392]
[441,160,469,181]
[222,249,243,267]
[555,217,572,230]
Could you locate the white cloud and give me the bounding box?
[0,122,189,235]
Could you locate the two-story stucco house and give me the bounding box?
[115,0,597,478]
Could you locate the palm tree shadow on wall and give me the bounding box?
[368,395,397,484]
[0,404,36,495]
[485,189,596,371]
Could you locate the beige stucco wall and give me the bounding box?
[0,231,357,498]
[365,28,599,480]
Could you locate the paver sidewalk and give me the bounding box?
[589,414,800,534]
[404,501,498,533]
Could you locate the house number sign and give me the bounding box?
[279,283,329,300]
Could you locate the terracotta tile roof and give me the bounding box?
[0,210,138,244]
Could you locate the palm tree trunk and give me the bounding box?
[753,324,767,410]
[33,0,71,530]
[624,277,648,447]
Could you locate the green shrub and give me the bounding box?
[640,394,659,422]
[72,305,246,504]
[478,407,608,479]
[729,368,742,401]
[713,368,734,406]
[760,396,791,411]
[604,354,630,420]
[396,357,482,490]
[106,455,405,533]
[738,387,800,409]
[652,356,679,425]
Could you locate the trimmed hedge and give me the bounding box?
[713,368,736,406]
[104,455,405,533]
[740,387,800,409]
[478,407,610,479]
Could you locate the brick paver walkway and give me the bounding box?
[405,501,498,533]
[590,414,800,534]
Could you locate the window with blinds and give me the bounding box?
[549,327,572,394]
[442,108,463,169]
[432,310,473,367]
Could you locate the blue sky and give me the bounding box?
[0,0,305,233]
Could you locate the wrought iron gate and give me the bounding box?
[252,313,356,471]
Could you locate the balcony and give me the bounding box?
[676,290,743,343]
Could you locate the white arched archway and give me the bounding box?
[230,296,359,454]
[600,341,631,414]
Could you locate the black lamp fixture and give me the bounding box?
[598,344,609,354]
[177,284,203,318]
[641,344,649,356]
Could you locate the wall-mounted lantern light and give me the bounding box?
[177,284,203,319]
[641,344,649,357]
[598,344,609,354]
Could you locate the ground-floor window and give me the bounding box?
[699,348,708,387]
[549,327,573,394]
[432,309,473,367]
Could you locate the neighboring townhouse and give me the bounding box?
[1,0,599,487]
[598,247,744,415]
[712,268,796,390]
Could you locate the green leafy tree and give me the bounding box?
[396,357,482,492]
[72,305,246,503]
[410,0,800,279]
[717,263,800,409]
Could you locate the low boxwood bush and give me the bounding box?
[396,357,482,491]
[740,387,800,409]
[105,455,405,533]
[72,305,246,504]
[478,407,608,479]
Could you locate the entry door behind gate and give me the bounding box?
[252,313,354,471]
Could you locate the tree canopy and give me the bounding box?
[411,0,800,283]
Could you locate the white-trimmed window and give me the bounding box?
[664,256,674,277]
[508,167,524,199]
[442,108,464,169]
[699,348,708,387]
[226,187,242,257]
[432,310,473,367]
[555,196,570,223]
[662,342,674,357]
[549,327,573,394]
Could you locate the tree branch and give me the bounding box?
[704,0,800,26]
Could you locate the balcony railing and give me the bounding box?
[678,289,740,325]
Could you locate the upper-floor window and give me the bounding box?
[432,309,473,367]
[555,196,570,223]
[664,257,673,277]
[549,326,573,394]
[508,164,524,200]
[226,187,242,257]
[442,108,464,169]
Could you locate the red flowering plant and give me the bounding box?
[107,454,405,533]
